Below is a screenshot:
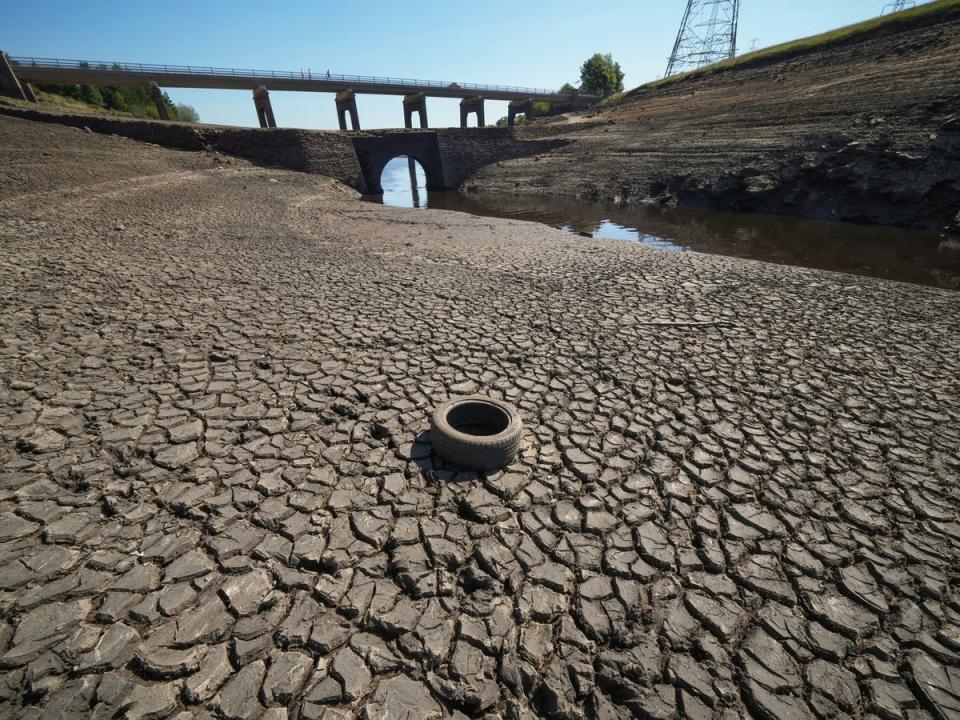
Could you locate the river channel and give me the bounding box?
[368,156,960,290]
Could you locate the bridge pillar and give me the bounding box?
[0,52,29,102]
[336,89,360,131]
[21,82,37,103]
[507,98,534,127]
[459,96,485,128]
[148,82,170,121]
[253,85,277,129]
[403,93,428,129]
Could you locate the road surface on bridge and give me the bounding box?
[8,56,595,103]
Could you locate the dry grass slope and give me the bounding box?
[637,0,960,93]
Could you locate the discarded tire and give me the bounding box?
[430,395,523,471]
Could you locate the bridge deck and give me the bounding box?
[9,57,594,104]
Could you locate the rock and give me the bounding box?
[275,591,321,648]
[184,643,233,703]
[806,659,860,712]
[330,646,372,702]
[838,564,889,615]
[137,644,208,679]
[869,678,916,720]
[113,563,161,593]
[303,674,343,709]
[0,512,39,541]
[164,548,214,582]
[637,522,676,570]
[154,442,200,469]
[122,681,180,720]
[219,569,273,616]
[739,628,811,720]
[75,622,139,672]
[261,651,313,705]
[216,659,266,720]
[308,613,353,654]
[907,651,960,720]
[158,582,197,616]
[18,429,68,454]
[562,447,599,480]
[8,599,91,657]
[175,598,233,646]
[806,589,879,640]
[169,418,204,443]
[744,174,777,193]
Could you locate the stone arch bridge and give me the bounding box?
[351,132,447,194]
[0,104,571,196]
[351,129,569,195]
[214,126,571,195]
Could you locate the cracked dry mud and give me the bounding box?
[1,114,960,720]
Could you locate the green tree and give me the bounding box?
[99,86,126,111]
[579,53,624,96]
[558,82,578,95]
[174,104,200,123]
[80,84,102,106]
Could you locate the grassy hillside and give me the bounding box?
[31,82,200,122]
[640,0,960,92]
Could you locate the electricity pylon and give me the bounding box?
[665,0,741,78]
[881,0,915,14]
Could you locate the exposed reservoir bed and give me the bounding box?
[370,156,960,290]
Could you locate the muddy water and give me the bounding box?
[371,156,960,290]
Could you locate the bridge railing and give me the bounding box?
[9,56,578,98]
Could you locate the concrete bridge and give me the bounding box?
[0,53,597,130]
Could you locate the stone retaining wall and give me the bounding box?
[434,127,569,189]
[0,106,367,192]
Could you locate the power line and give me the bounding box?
[881,0,915,14]
[665,0,742,78]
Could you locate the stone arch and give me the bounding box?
[376,154,431,196]
[351,132,445,196]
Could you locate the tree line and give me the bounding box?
[497,52,624,126]
[26,53,626,128]
[33,73,199,122]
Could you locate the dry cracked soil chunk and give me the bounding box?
[0,114,957,720]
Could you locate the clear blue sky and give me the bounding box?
[2,0,900,130]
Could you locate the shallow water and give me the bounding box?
[370,156,960,290]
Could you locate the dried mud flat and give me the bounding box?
[1,114,959,720]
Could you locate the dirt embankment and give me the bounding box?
[470,10,960,231]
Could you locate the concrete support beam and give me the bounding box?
[507,97,534,127]
[0,52,29,102]
[22,83,37,103]
[402,92,428,129]
[336,89,360,131]
[148,82,170,121]
[253,85,277,128]
[459,95,485,128]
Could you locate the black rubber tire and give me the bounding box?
[430,395,523,471]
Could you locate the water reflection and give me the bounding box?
[370,157,959,290]
[378,155,428,209]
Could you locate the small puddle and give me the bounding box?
[368,156,960,290]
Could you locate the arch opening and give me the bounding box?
[379,155,430,209]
